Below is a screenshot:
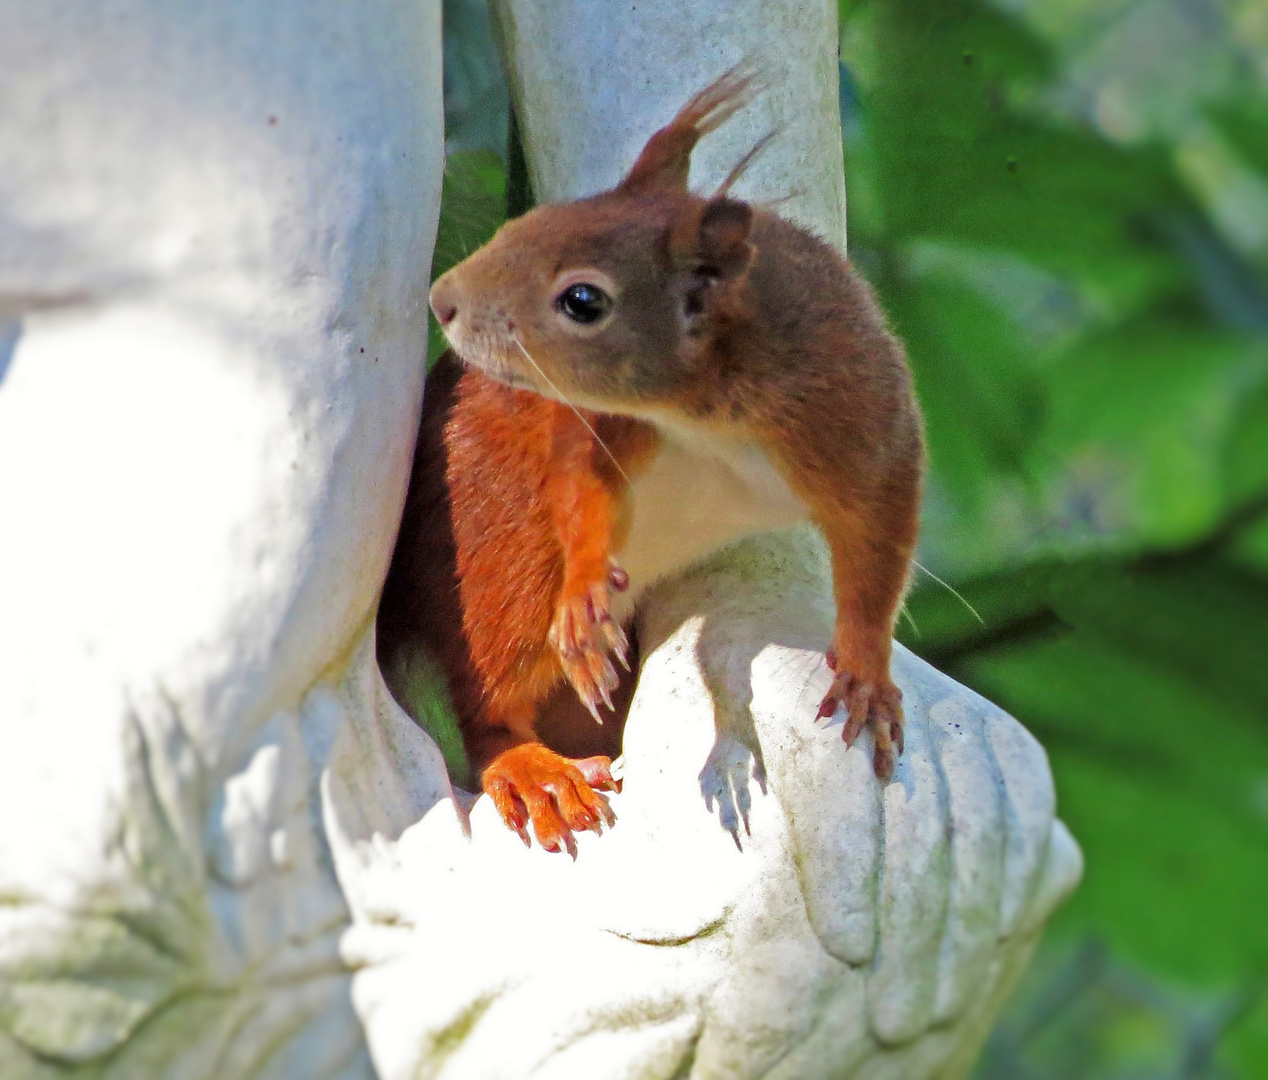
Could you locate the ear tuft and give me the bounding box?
[714,128,779,199]
[619,62,767,194]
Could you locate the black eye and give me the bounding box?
[556,282,612,324]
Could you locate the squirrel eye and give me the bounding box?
[556,282,612,324]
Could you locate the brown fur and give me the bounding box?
[379,66,924,851]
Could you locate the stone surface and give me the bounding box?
[0,0,443,1075]
[0,1,1081,1077]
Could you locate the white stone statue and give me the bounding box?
[0,1,1081,1077]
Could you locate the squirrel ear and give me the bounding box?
[672,198,755,332]
[692,197,755,281]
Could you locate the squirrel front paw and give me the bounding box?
[818,647,905,781]
[548,567,630,722]
[481,743,619,855]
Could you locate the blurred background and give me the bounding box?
[434,0,1268,1075]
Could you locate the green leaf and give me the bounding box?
[1047,561,1268,717]
[1031,325,1260,551]
[1228,512,1268,580]
[887,268,1040,507]
[1207,98,1268,186]
[1219,988,1268,1080]
[429,150,508,364]
[898,559,1058,660]
[1225,367,1268,508]
[961,634,1268,983]
[843,0,1188,316]
[431,149,507,282]
[381,644,472,791]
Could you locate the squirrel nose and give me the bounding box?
[430,278,458,328]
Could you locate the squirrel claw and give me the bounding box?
[482,743,617,852]
[550,579,629,718]
[818,657,905,782]
[596,675,615,713]
[608,562,630,592]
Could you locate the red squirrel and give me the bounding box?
[378,68,924,853]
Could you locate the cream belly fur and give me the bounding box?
[610,420,811,625]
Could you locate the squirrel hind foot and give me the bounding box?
[481,744,619,854]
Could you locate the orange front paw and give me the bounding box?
[481,743,619,855]
[819,647,904,781]
[548,569,630,723]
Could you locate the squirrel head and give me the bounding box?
[429,65,768,413]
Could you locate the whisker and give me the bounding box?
[911,560,985,626]
[757,189,803,211]
[512,335,632,486]
[715,127,780,199]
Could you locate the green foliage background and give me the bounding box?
[435,0,1268,1074]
